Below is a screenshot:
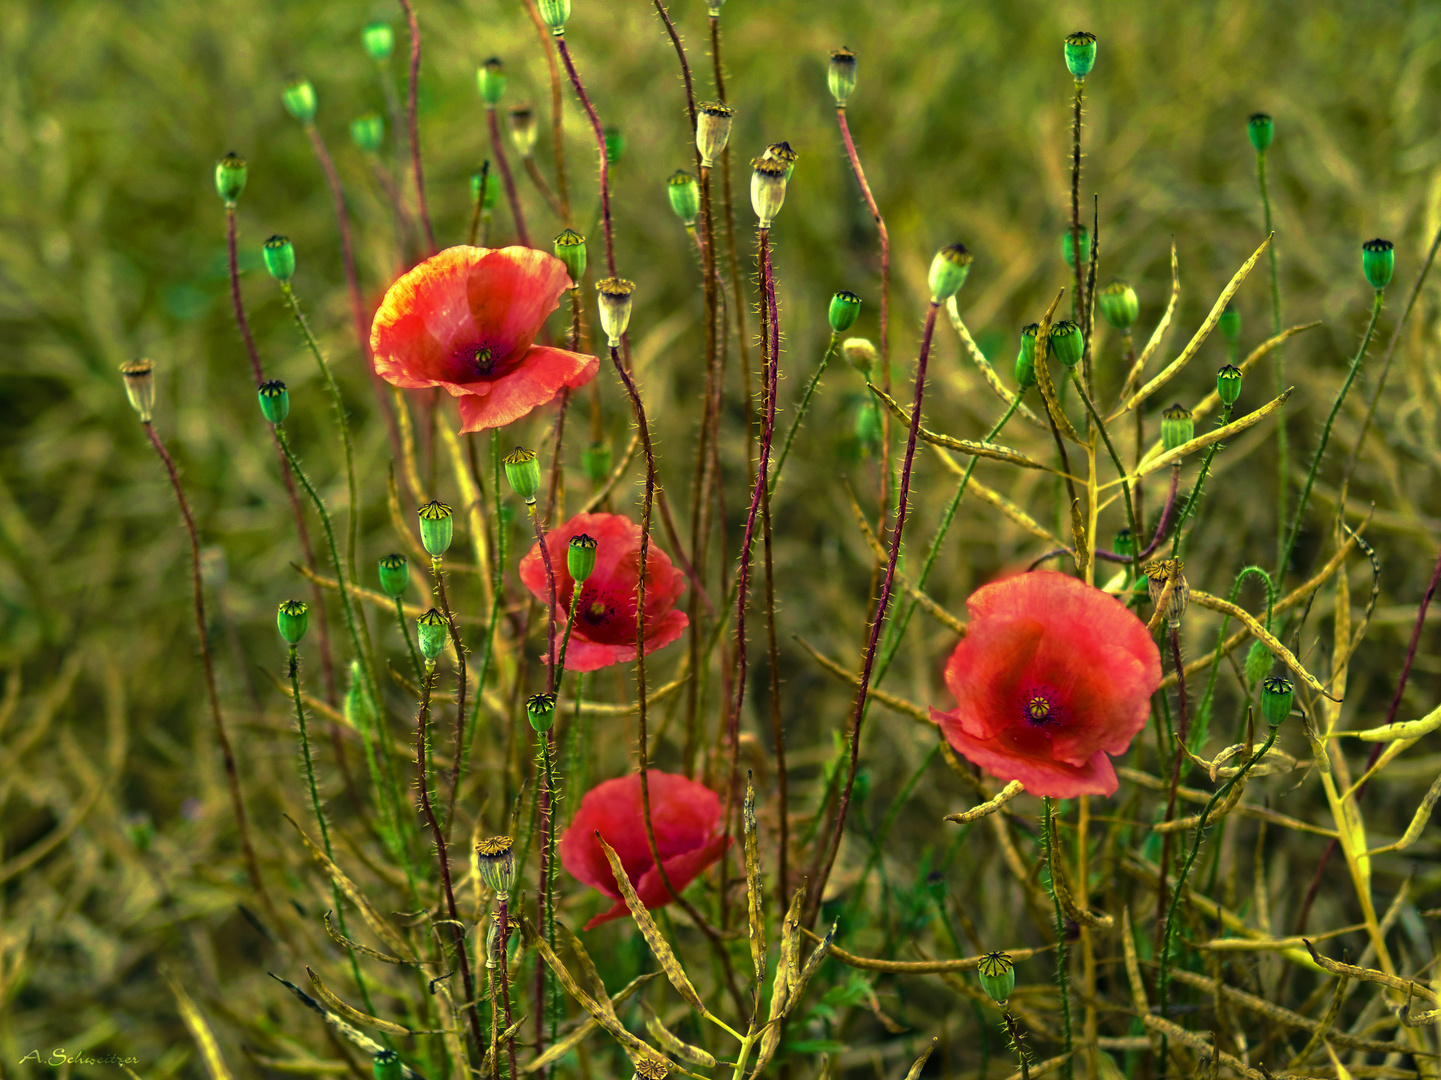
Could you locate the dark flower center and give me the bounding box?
[1021,686,1063,727]
[467,344,497,375]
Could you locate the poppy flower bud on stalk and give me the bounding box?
[978,952,1016,1006]
[1161,403,1194,452]
[553,229,587,287]
[372,1052,402,1080]
[829,47,857,107]
[695,102,734,168]
[1217,364,1243,406]
[1015,324,1039,389]
[596,278,636,347]
[1219,305,1240,346]
[842,337,876,377]
[282,78,317,125]
[475,836,516,896]
[362,21,394,61]
[378,554,410,599]
[350,114,385,154]
[1050,320,1084,368]
[1062,225,1090,271]
[583,441,612,484]
[526,692,557,733]
[927,243,972,303]
[667,170,700,227]
[1144,559,1189,628]
[568,533,598,582]
[263,235,295,283]
[1098,279,1138,330]
[257,380,290,425]
[120,359,155,423]
[1112,528,1134,558]
[829,290,862,333]
[417,500,454,559]
[1362,238,1394,290]
[509,105,537,156]
[1064,31,1097,79]
[751,156,789,228]
[476,57,506,106]
[1261,675,1294,726]
[503,446,542,505]
[1247,112,1274,153]
[1244,640,1272,686]
[853,397,882,450]
[277,600,309,645]
[538,0,570,34]
[215,153,247,206]
[416,609,448,662]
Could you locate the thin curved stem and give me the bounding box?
[1068,371,1141,585]
[486,105,531,247]
[1257,148,1288,566]
[1043,797,1073,1080]
[395,595,424,684]
[555,34,616,277]
[430,559,468,836]
[1170,404,1234,559]
[770,332,839,492]
[396,0,436,253]
[518,0,569,221]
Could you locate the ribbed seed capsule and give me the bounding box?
[1216,364,1242,406]
[1362,238,1394,290]
[277,600,309,645]
[1261,675,1294,726]
[526,693,557,733]
[1219,305,1240,344]
[596,278,636,347]
[667,170,700,227]
[258,380,290,425]
[508,105,537,156]
[1098,278,1138,330]
[475,835,516,895]
[416,609,448,661]
[215,153,247,206]
[378,554,410,599]
[568,533,598,582]
[1049,320,1084,368]
[927,243,972,302]
[502,446,541,504]
[362,21,394,61]
[553,229,587,287]
[750,156,789,228]
[829,290,862,333]
[537,0,570,34]
[372,1051,403,1080]
[1015,324,1040,389]
[978,951,1016,1005]
[263,236,296,283]
[1247,112,1274,153]
[283,78,317,124]
[1062,225,1090,270]
[476,58,506,106]
[417,501,454,558]
[583,441,612,484]
[1144,559,1189,628]
[1064,31,1097,78]
[120,359,156,423]
[350,114,385,154]
[695,103,734,168]
[1112,528,1134,558]
[828,47,857,106]
[1161,403,1194,452]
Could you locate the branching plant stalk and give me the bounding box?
[1170,403,1235,560]
[1068,372,1141,586]
[429,557,468,836]
[555,34,616,277]
[396,0,436,253]
[1257,145,1286,564]
[517,0,569,220]
[770,331,839,491]
[394,595,424,684]
[1069,78,1086,344]
[486,105,531,247]
[1043,797,1074,1080]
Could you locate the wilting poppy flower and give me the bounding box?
[370,245,598,433]
[559,771,730,930]
[932,571,1162,798]
[518,511,688,672]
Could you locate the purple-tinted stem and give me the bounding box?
[434,566,468,836]
[496,899,518,1078]
[1141,466,1182,558]
[486,106,531,248]
[531,512,559,694]
[396,0,436,253]
[555,35,616,278]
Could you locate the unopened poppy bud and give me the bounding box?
[350,113,385,154]
[1161,403,1194,452]
[1098,278,1138,330]
[568,533,598,582]
[1219,305,1240,344]
[526,692,557,733]
[583,441,612,483]
[554,229,587,287]
[537,0,570,34]
[1261,675,1294,726]
[1050,320,1084,368]
[1062,225,1090,271]
[596,277,636,347]
[978,951,1016,1006]
[509,105,537,156]
[503,446,542,504]
[927,243,972,302]
[120,359,155,423]
[472,168,500,211]
[633,1059,671,1080]
[362,21,394,61]
[829,47,857,107]
[604,126,625,166]
[416,609,448,662]
[1362,238,1394,290]
[854,398,882,450]
[695,102,734,168]
[258,380,290,425]
[1064,31,1097,79]
[1247,112,1273,153]
[765,141,798,181]
[417,500,454,558]
[1015,323,1040,389]
[277,600,309,645]
[667,170,700,227]
[378,553,410,599]
[475,835,516,896]
[751,156,789,229]
[263,235,295,283]
[842,337,876,377]
[1144,559,1189,628]
[829,291,862,333]
[1217,364,1242,406]
[215,153,247,206]
[373,1052,402,1080]
[476,58,507,106]
[1244,640,1271,686]
[283,78,317,125]
[1112,527,1134,557]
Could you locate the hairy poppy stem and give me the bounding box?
[396,0,436,253]
[468,160,491,248]
[486,105,531,248]
[429,559,468,837]
[1170,403,1234,560]
[1069,78,1085,331]
[769,332,839,493]
[1256,146,1287,568]
[1043,797,1073,1080]
[516,0,569,221]
[555,35,616,278]
[394,595,424,684]
[496,895,518,1079]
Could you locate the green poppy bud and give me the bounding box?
[1218,305,1240,344]
[1050,320,1084,368]
[472,167,500,211]
[1261,675,1293,726]
[695,102,734,168]
[509,105,537,157]
[667,170,700,227]
[350,113,385,154]
[263,235,295,283]
[750,155,789,229]
[765,141,798,181]
[476,57,507,106]
[120,359,156,423]
[596,277,636,347]
[537,0,570,34]
[583,441,612,484]
[378,553,410,599]
[1015,323,1040,389]
[475,836,516,896]
[1362,238,1394,290]
[416,609,448,662]
[283,78,317,125]
[828,47,857,107]
[526,692,557,733]
[1160,403,1194,452]
[215,152,247,206]
[1112,527,1134,557]
[372,1053,402,1080]
[554,229,587,288]
[829,290,862,334]
[1064,31,1097,79]
[417,500,454,558]
[1244,640,1271,687]
[277,600,309,645]
[503,446,542,504]
[927,243,972,303]
[1098,278,1138,330]
[603,126,625,165]
[258,380,290,425]
[1247,112,1273,153]
[1217,364,1242,406]
[842,337,877,377]
[1062,225,1090,271]
[568,533,598,582]
[854,398,882,451]
[978,951,1016,1006]
[362,21,394,61]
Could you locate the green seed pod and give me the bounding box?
[537,0,570,34]
[472,167,500,211]
[283,78,318,125]
[1217,364,1243,406]
[258,380,290,425]
[373,1052,403,1080]
[1247,112,1274,153]
[120,359,155,423]
[927,243,972,303]
[1219,305,1240,344]
[1064,31,1097,79]
[828,47,857,107]
[476,57,507,106]
[978,951,1016,1006]
[829,290,862,334]
[526,692,557,733]
[1098,278,1138,330]
[362,21,395,61]
[503,446,542,504]
[1362,238,1394,290]
[1112,527,1134,557]
[215,152,247,206]
[765,141,798,181]
[263,235,296,283]
[378,553,410,599]
[854,398,882,451]
[417,500,454,558]
[695,102,734,168]
[1261,675,1294,726]
[416,609,449,661]
[1244,640,1271,686]
[277,600,309,645]
[1062,225,1090,271]
[842,337,877,377]
[475,835,516,896]
[553,229,587,288]
[604,126,625,165]
[568,533,598,582]
[1050,320,1084,368]
[509,105,537,157]
[667,170,700,227]
[596,277,636,347]
[350,113,385,154]
[1160,402,1195,452]
[750,155,789,229]
[1015,323,1040,389]
[583,441,612,484]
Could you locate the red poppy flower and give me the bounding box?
[931,571,1162,798]
[559,771,730,930]
[518,512,688,672]
[369,245,598,433]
